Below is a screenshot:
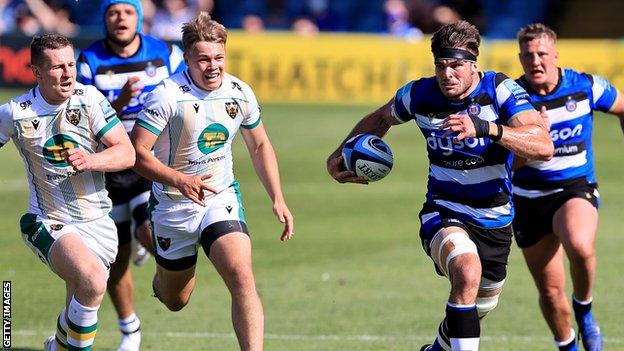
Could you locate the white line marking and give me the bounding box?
[12,329,624,344]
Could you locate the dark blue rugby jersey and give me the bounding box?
[513,68,617,196]
[392,71,535,228]
[78,34,186,134]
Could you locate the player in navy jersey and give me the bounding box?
[512,23,624,351]
[327,21,553,351]
[77,1,185,350]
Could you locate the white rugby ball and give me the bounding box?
[342,134,393,182]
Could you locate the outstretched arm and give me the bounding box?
[131,126,215,206]
[66,123,135,172]
[326,99,400,184]
[240,124,294,241]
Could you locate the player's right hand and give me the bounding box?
[116,76,142,107]
[326,154,369,185]
[539,106,551,130]
[175,174,217,206]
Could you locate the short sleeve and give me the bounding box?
[0,101,14,147]
[391,80,415,124]
[168,44,186,75]
[136,82,176,136]
[240,84,262,130]
[77,53,94,86]
[495,77,535,124]
[590,74,617,112]
[86,86,121,139]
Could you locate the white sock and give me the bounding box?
[66,296,99,349]
[119,313,141,334]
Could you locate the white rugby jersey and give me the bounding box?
[0,83,120,222]
[136,71,261,201]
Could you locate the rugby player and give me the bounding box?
[327,21,553,351]
[0,34,134,351]
[131,12,294,351]
[78,1,185,349]
[512,23,624,351]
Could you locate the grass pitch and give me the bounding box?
[0,89,622,350]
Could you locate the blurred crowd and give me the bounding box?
[0,0,554,40]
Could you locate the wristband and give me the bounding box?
[491,124,504,142]
[469,115,490,138]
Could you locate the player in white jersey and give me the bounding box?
[78,1,186,349]
[132,12,294,351]
[0,34,134,351]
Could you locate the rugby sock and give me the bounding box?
[53,308,68,351]
[572,295,592,321]
[446,302,480,351]
[555,329,577,351]
[66,296,98,350]
[118,313,141,335]
[433,318,451,351]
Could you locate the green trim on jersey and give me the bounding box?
[95,117,121,139]
[231,180,246,223]
[19,213,55,260]
[241,118,261,130]
[136,119,161,137]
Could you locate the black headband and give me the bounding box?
[433,48,477,62]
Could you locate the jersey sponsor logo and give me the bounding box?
[225,101,239,119]
[565,96,577,112]
[179,85,191,93]
[193,103,200,113]
[503,79,529,100]
[426,132,487,156]
[550,124,582,142]
[19,100,32,110]
[42,134,79,167]
[197,123,229,154]
[65,108,81,126]
[156,236,170,251]
[441,155,485,168]
[73,89,84,96]
[226,205,233,213]
[31,119,40,130]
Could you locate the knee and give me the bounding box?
[476,278,505,318]
[538,283,565,302]
[152,276,191,312]
[566,241,595,262]
[76,270,108,300]
[224,266,257,296]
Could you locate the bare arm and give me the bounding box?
[66,122,134,172]
[131,126,215,206]
[326,99,401,184]
[442,109,553,161]
[607,89,624,136]
[241,124,294,241]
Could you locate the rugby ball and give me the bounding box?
[342,134,393,182]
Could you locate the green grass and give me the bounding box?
[1,89,623,350]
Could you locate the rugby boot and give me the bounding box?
[43,336,55,351]
[577,311,603,351]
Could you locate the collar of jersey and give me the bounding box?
[183,69,230,98]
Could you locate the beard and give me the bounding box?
[106,33,137,47]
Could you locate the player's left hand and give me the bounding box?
[440,113,478,141]
[273,201,294,241]
[66,148,94,171]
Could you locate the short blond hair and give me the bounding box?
[182,11,228,52]
[517,23,557,44]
